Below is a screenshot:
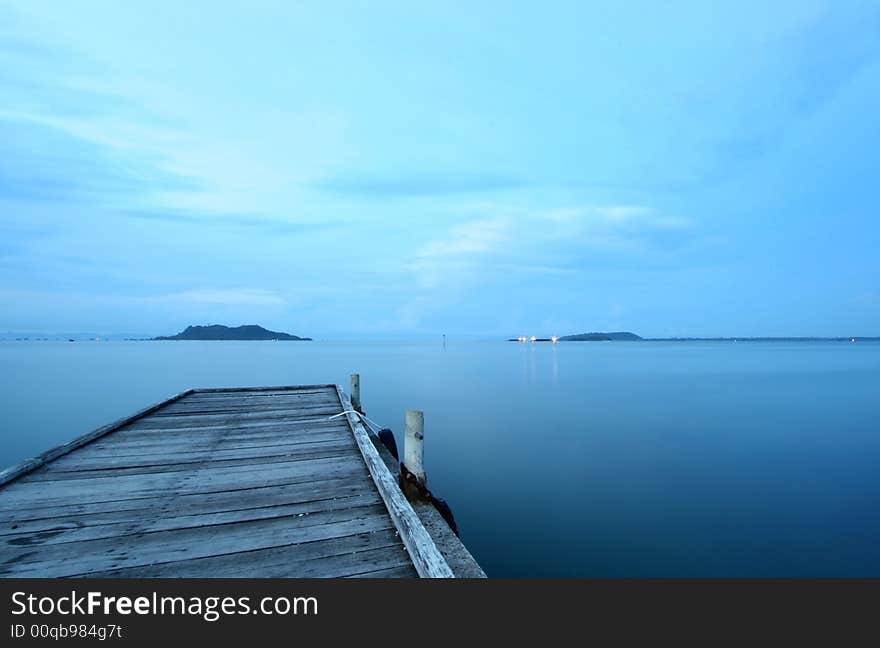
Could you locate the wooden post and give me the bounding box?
[350,373,361,412]
[404,409,426,486]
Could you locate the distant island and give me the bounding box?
[508,331,878,343]
[559,331,643,341]
[155,325,311,341]
[646,336,879,342]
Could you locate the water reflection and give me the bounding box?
[552,343,558,385]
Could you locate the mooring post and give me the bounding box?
[402,409,426,500]
[350,373,361,412]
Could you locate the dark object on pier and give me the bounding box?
[399,463,460,538]
[378,428,399,461]
[431,496,459,537]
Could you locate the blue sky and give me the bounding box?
[1,1,878,337]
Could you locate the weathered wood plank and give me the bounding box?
[183,390,335,402]
[0,457,369,509]
[0,505,395,577]
[41,435,356,471]
[32,435,356,471]
[48,440,352,468]
[69,425,347,445]
[79,530,409,577]
[126,408,342,430]
[347,564,420,578]
[189,385,332,393]
[99,420,347,439]
[53,423,349,448]
[167,391,337,402]
[233,545,413,578]
[151,404,341,419]
[115,418,347,437]
[0,475,376,532]
[13,451,363,487]
[75,434,348,457]
[191,385,336,395]
[335,386,454,578]
[0,474,376,527]
[155,402,339,417]
[27,444,358,481]
[93,420,349,444]
[1,491,383,546]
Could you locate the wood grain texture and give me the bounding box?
[0,384,443,578]
[81,531,411,578]
[1,507,396,577]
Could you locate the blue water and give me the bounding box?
[2,339,879,576]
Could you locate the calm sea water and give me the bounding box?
[2,339,879,576]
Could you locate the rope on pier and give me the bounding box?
[267,409,388,432]
[329,411,399,459]
[329,409,387,434]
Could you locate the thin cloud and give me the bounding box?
[398,205,695,326]
[416,219,510,258]
[545,205,692,232]
[313,171,523,198]
[122,210,340,235]
[145,289,286,307]
[0,116,203,205]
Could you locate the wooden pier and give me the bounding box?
[0,383,472,578]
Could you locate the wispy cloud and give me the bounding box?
[0,118,201,204]
[144,289,286,307]
[414,205,691,265]
[313,171,523,198]
[543,205,692,240]
[416,219,509,258]
[122,210,340,235]
[397,205,694,326]
[0,29,203,209]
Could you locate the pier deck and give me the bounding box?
[0,385,454,578]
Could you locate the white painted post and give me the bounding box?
[404,409,425,486]
[351,373,361,411]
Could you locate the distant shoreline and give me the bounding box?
[3,334,879,343]
[643,337,879,342]
[508,332,879,343]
